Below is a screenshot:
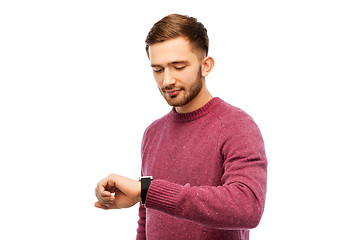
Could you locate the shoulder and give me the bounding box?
[213,100,265,158]
[211,99,264,147]
[212,99,257,128]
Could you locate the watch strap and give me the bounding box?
[140,176,153,205]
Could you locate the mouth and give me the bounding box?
[165,89,182,97]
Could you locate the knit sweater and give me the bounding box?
[136,97,267,240]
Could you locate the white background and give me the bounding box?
[1,1,359,239]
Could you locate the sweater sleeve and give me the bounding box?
[144,116,267,230]
[136,203,147,239]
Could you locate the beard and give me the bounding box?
[159,68,203,107]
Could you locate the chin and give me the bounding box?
[163,93,187,107]
[166,98,186,107]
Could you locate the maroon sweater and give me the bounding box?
[137,97,267,240]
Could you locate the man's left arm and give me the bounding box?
[143,118,267,230]
[94,116,267,230]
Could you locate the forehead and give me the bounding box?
[149,37,199,65]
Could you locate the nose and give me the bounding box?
[163,68,176,87]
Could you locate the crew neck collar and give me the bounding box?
[169,97,222,122]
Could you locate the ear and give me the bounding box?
[201,56,215,78]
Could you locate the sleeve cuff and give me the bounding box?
[145,179,183,215]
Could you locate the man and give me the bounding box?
[95,14,267,240]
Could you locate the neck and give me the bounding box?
[175,87,213,114]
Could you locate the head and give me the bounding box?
[145,14,214,112]
[145,14,209,59]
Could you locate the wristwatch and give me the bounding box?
[139,176,153,204]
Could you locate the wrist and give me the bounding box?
[137,181,142,203]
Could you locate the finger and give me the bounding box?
[95,191,113,200]
[95,185,113,199]
[99,196,115,205]
[97,192,115,201]
[94,201,109,209]
[94,201,115,210]
[95,189,115,203]
[97,176,117,194]
[106,185,117,193]
[95,175,117,204]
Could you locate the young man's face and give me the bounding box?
[148,37,205,108]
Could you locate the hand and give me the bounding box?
[94,174,141,210]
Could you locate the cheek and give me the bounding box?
[181,68,200,83]
[153,74,163,86]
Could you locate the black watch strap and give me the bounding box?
[140,176,153,205]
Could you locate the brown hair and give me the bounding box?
[145,14,209,58]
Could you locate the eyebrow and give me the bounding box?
[151,60,189,68]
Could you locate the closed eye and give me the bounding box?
[152,67,164,73]
[174,66,186,71]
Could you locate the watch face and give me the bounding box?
[142,176,153,180]
[139,176,153,181]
